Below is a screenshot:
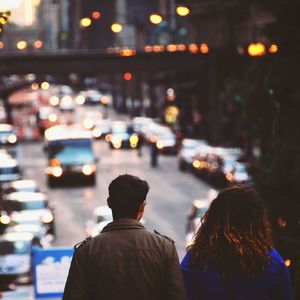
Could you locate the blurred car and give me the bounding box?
[82,111,103,130]
[80,89,103,105]
[107,121,140,149]
[85,205,113,236]
[185,191,217,247]
[92,119,111,139]
[1,180,39,195]
[178,139,208,171]
[0,232,42,284]
[132,117,155,133]
[155,127,177,154]
[4,223,53,247]
[225,162,252,185]
[0,124,17,146]
[36,106,60,134]
[3,192,55,236]
[0,156,22,185]
[59,96,75,112]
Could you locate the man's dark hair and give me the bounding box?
[108,174,150,219]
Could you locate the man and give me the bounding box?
[63,174,186,300]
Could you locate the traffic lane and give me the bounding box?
[18,141,214,260]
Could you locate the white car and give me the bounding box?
[0,157,22,185]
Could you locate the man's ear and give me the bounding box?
[107,197,112,208]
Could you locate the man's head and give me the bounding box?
[107,174,150,220]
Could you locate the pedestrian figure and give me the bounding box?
[181,185,293,300]
[63,174,186,300]
[149,135,158,167]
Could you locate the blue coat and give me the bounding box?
[181,248,293,300]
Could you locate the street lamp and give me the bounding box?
[16,40,27,50]
[80,18,92,28]
[176,6,190,17]
[111,23,123,33]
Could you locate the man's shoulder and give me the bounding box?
[74,236,93,250]
[153,229,175,244]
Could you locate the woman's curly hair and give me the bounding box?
[188,185,273,280]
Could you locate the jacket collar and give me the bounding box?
[101,218,145,233]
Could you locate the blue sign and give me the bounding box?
[32,247,74,299]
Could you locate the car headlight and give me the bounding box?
[52,166,63,177]
[0,214,10,225]
[8,134,17,144]
[130,135,139,144]
[156,141,164,149]
[93,129,102,138]
[82,164,95,176]
[42,212,54,224]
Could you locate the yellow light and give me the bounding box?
[17,40,27,50]
[48,113,57,122]
[50,96,59,106]
[156,141,164,149]
[8,134,17,144]
[0,215,10,225]
[41,81,50,90]
[200,43,209,54]
[130,135,139,144]
[0,17,7,25]
[82,164,95,176]
[31,83,39,90]
[269,44,278,54]
[149,14,163,25]
[80,18,92,27]
[176,6,190,16]
[285,259,291,267]
[93,129,102,138]
[111,23,123,33]
[113,142,122,149]
[166,44,177,52]
[105,134,112,142]
[193,160,201,168]
[52,166,63,177]
[33,40,43,49]
[248,43,266,56]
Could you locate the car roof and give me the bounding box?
[9,180,38,190]
[0,158,18,168]
[0,124,13,132]
[6,192,47,202]
[45,125,92,141]
[1,232,34,242]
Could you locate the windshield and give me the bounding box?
[48,138,94,165]
[0,240,31,255]
[23,200,47,210]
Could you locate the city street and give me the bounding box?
[18,137,214,260]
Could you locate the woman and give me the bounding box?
[181,185,293,300]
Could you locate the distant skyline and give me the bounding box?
[1,0,40,26]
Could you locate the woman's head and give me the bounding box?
[188,185,273,280]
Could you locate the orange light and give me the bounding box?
[123,72,132,81]
[248,43,266,56]
[285,259,291,267]
[188,43,198,54]
[226,173,234,182]
[278,217,287,228]
[153,45,164,52]
[200,43,209,54]
[176,6,190,16]
[120,48,136,56]
[80,18,92,27]
[31,83,39,90]
[111,23,123,33]
[0,41,4,49]
[149,14,163,25]
[166,44,177,52]
[177,44,186,51]
[144,45,153,53]
[33,40,43,49]
[269,44,278,54]
[92,11,101,19]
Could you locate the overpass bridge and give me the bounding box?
[0,49,207,75]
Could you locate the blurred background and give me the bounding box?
[0,0,299,298]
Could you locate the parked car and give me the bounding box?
[1,180,39,195]
[107,121,140,149]
[225,162,252,185]
[0,124,17,146]
[3,192,55,236]
[0,156,22,186]
[0,232,42,284]
[178,139,208,171]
